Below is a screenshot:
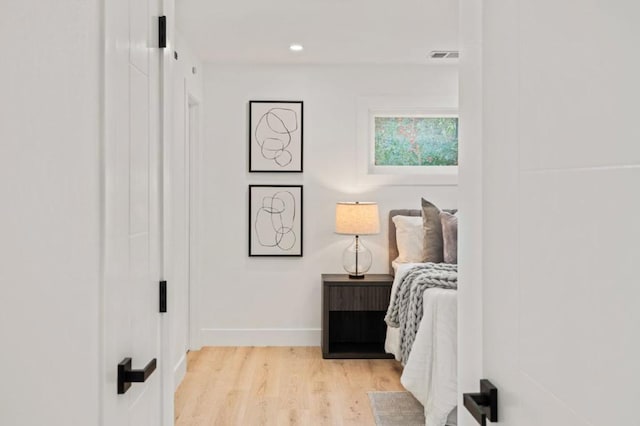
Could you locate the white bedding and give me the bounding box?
[385,263,458,426]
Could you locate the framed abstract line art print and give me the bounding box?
[249,100,303,172]
[249,185,303,257]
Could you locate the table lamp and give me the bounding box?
[335,202,380,279]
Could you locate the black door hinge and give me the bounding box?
[159,280,167,313]
[159,16,167,49]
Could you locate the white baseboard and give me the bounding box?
[173,353,187,391]
[199,328,321,346]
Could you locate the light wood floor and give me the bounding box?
[174,347,405,426]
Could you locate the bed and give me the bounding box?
[385,207,458,426]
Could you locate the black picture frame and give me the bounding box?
[249,100,304,173]
[249,185,303,257]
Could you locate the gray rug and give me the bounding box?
[368,392,457,426]
[368,391,425,426]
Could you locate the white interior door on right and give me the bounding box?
[479,1,640,424]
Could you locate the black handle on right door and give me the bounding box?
[463,379,498,425]
[117,357,157,395]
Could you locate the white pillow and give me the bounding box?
[392,215,425,263]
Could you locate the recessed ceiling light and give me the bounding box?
[289,44,304,52]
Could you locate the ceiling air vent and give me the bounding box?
[429,51,459,59]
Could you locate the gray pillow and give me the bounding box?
[440,211,458,264]
[421,198,444,263]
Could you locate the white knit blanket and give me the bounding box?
[384,263,458,364]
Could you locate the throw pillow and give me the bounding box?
[440,211,458,264]
[421,198,444,263]
[392,215,426,263]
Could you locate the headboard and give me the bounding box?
[388,209,421,275]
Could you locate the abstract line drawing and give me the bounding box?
[254,190,296,250]
[249,101,303,172]
[249,185,303,257]
[255,108,298,167]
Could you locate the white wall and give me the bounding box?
[0,1,101,425]
[198,64,458,345]
[169,32,204,386]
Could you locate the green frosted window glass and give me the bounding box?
[374,117,458,166]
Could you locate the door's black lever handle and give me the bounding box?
[117,357,157,395]
[463,379,498,425]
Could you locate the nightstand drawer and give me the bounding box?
[328,285,391,311]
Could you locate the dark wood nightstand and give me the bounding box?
[321,274,395,359]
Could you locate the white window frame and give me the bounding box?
[356,96,459,186]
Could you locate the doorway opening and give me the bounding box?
[171,1,477,425]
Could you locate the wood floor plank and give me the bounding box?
[175,347,404,426]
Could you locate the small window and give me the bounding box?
[357,100,458,185]
[373,115,458,167]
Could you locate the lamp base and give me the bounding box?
[342,235,373,278]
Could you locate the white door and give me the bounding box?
[103,0,165,423]
[466,1,640,424]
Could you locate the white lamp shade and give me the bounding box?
[335,202,380,235]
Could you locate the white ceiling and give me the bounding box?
[176,0,459,64]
